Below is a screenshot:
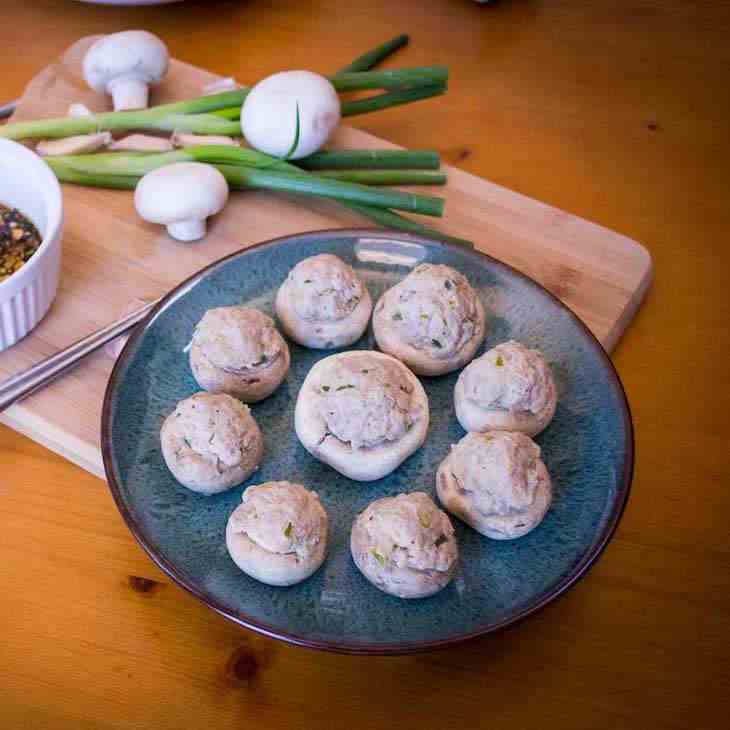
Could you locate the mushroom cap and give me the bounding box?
[160,392,263,495]
[454,340,557,436]
[189,306,291,402]
[436,431,552,540]
[83,30,169,93]
[241,70,341,159]
[134,162,229,226]
[350,492,458,599]
[294,350,429,481]
[373,263,487,376]
[226,481,328,586]
[274,253,372,349]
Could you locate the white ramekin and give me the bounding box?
[0,139,63,352]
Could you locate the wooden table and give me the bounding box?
[1,1,728,728]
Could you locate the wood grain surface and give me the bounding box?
[0,36,651,477]
[1,1,729,729]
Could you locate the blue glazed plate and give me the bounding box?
[102,230,633,654]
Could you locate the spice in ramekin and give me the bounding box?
[0,203,42,283]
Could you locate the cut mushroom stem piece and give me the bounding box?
[134,162,229,242]
[68,103,93,118]
[108,134,174,152]
[83,30,169,111]
[203,77,240,95]
[172,132,239,148]
[36,132,111,156]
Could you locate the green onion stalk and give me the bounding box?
[330,66,447,92]
[0,67,448,141]
[208,82,446,122]
[314,170,445,185]
[47,159,469,246]
[46,147,444,217]
[337,34,410,73]
[0,90,247,141]
[214,167,443,215]
[297,149,440,170]
[45,148,469,245]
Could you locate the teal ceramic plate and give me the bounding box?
[102,230,633,654]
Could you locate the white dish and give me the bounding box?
[0,140,63,351]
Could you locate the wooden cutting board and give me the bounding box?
[0,37,652,479]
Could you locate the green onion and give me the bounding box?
[341,201,472,247]
[207,107,241,120]
[46,158,470,246]
[281,102,301,161]
[341,83,446,117]
[206,78,444,124]
[0,89,247,141]
[49,146,290,174]
[337,34,410,73]
[196,37,417,124]
[315,170,446,185]
[44,162,138,189]
[47,150,444,216]
[0,66,447,141]
[297,149,440,170]
[216,165,444,216]
[140,113,241,135]
[206,83,445,124]
[331,66,448,92]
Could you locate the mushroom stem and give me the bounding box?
[108,77,150,111]
[36,132,111,156]
[167,219,206,242]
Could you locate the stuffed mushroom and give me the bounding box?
[350,492,458,599]
[436,431,552,540]
[189,306,290,402]
[372,264,486,376]
[294,350,429,481]
[160,392,263,495]
[454,340,557,436]
[226,481,328,586]
[275,254,372,349]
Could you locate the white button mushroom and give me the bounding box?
[436,431,552,540]
[372,263,487,376]
[134,162,229,242]
[350,492,458,599]
[160,392,264,495]
[189,306,291,402]
[83,30,169,111]
[226,481,329,586]
[241,70,341,159]
[294,350,429,481]
[454,340,558,437]
[274,254,372,349]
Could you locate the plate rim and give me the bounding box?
[101,228,634,655]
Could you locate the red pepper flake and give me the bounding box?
[0,203,41,282]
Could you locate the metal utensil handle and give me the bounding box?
[0,99,18,119]
[0,299,157,413]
